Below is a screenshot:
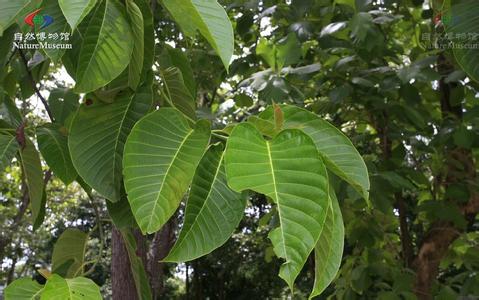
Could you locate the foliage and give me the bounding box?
[1,0,479,299]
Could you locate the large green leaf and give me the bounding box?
[164,143,246,262]
[161,0,234,69]
[40,275,101,300]
[37,124,77,185]
[123,108,211,234]
[59,0,97,31]
[0,0,30,35]
[52,228,88,278]
[38,0,69,62]
[4,278,44,300]
[257,105,370,202]
[74,0,134,93]
[135,0,154,82]
[126,0,144,89]
[61,8,93,78]
[69,89,152,202]
[121,229,153,300]
[0,134,19,173]
[310,188,344,299]
[159,45,196,97]
[160,67,197,121]
[445,0,479,82]
[224,123,329,289]
[47,88,80,126]
[0,26,15,74]
[19,139,44,225]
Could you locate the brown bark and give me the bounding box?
[396,193,414,267]
[112,228,138,300]
[148,218,176,300]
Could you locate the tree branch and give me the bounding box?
[17,49,55,123]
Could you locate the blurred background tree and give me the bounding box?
[1,0,479,299]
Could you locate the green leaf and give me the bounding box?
[159,45,196,97]
[58,0,97,31]
[256,38,276,70]
[74,0,134,93]
[0,0,30,35]
[52,228,88,278]
[120,229,153,300]
[160,67,197,121]
[38,0,69,62]
[0,134,19,173]
[47,88,80,126]
[134,0,154,82]
[247,116,277,137]
[106,194,137,229]
[445,0,479,82]
[40,275,101,300]
[276,33,301,70]
[123,108,211,234]
[335,0,356,10]
[0,26,15,70]
[310,188,344,299]
[257,33,301,71]
[4,278,44,300]
[37,124,77,185]
[234,93,253,107]
[126,0,144,89]
[61,9,93,78]
[1,96,23,128]
[224,123,329,290]
[69,89,152,202]
[161,0,234,70]
[19,139,44,225]
[257,105,370,203]
[33,190,47,231]
[164,143,246,262]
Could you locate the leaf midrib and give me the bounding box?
[146,128,195,233]
[171,150,224,257]
[265,141,289,263]
[111,95,135,200]
[42,128,69,177]
[77,0,108,87]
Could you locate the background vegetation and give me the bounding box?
[1,0,478,299]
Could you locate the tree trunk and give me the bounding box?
[396,193,414,267]
[148,218,176,299]
[111,228,145,300]
[192,261,203,300]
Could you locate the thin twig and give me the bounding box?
[79,191,105,277]
[17,49,55,122]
